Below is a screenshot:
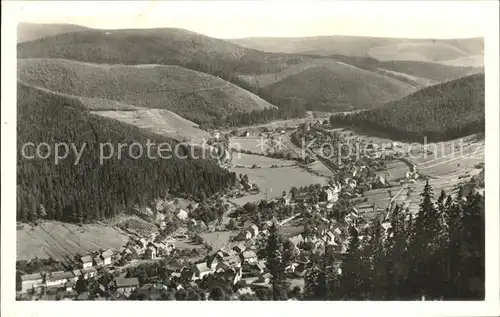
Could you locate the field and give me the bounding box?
[199,231,239,251]
[352,134,485,214]
[92,109,211,143]
[17,221,129,263]
[231,153,296,168]
[229,164,328,205]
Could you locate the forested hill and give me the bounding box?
[329,74,485,142]
[17,82,237,223]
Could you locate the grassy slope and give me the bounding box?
[17,22,91,43]
[332,74,485,141]
[18,58,275,124]
[259,59,417,111]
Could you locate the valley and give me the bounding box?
[14,21,486,302]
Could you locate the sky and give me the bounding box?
[14,1,489,39]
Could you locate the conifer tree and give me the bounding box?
[266,223,287,300]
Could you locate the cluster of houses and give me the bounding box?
[122,234,176,260]
[19,249,114,294]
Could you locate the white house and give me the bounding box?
[46,271,73,288]
[249,225,259,237]
[194,262,213,280]
[101,249,113,266]
[20,273,44,293]
[82,267,97,279]
[240,250,258,264]
[80,255,93,270]
[114,277,139,297]
[238,230,252,241]
[145,246,157,260]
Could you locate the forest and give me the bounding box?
[17,83,237,223]
[328,74,485,142]
[302,183,485,300]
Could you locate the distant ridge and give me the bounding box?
[17,22,91,43]
[230,36,484,66]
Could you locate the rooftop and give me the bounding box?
[115,277,140,288]
[49,271,73,280]
[81,255,92,263]
[101,249,113,258]
[20,273,43,282]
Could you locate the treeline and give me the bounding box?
[304,183,485,300]
[329,74,485,142]
[202,106,306,129]
[17,83,237,223]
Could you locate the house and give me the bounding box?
[101,249,113,266]
[232,244,246,254]
[208,256,221,271]
[249,225,259,237]
[82,267,97,279]
[80,255,93,269]
[323,231,336,244]
[93,256,104,267]
[46,271,73,288]
[69,270,82,283]
[238,230,252,241]
[219,267,242,285]
[237,287,255,296]
[20,273,44,293]
[288,234,304,247]
[194,262,213,280]
[176,208,189,220]
[145,246,157,260]
[279,194,291,205]
[320,187,335,202]
[240,250,258,264]
[64,282,75,292]
[113,277,139,297]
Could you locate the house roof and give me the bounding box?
[242,250,257,259]
[82,267,97,273]
[81,255,92,263]
[250,224,259,231]
[72,270,82,276]
[20,273,43,282]
[195,262,211,273]
[49,271,73,280]
[101,249,113,258]
[115,277,139,288]
[233,244,246,252]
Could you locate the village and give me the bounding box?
[16,117,484,301]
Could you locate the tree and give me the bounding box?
[339,225,366,299]
[266,223,288,300]
[209,287,226,300]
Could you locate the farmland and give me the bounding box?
[231,153,296,168]
[16,221,129,263]
[229,163,328,206]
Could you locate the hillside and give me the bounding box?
[17,28,308,74]
[230,35,484,65]
[17,58,276,124]
[329,74,485,141]
[17,81,237,223]
[257,59,417,111]
[240,56,481,91]
[17,22,91,43]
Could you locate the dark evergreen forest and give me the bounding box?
[17,82,237,223]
